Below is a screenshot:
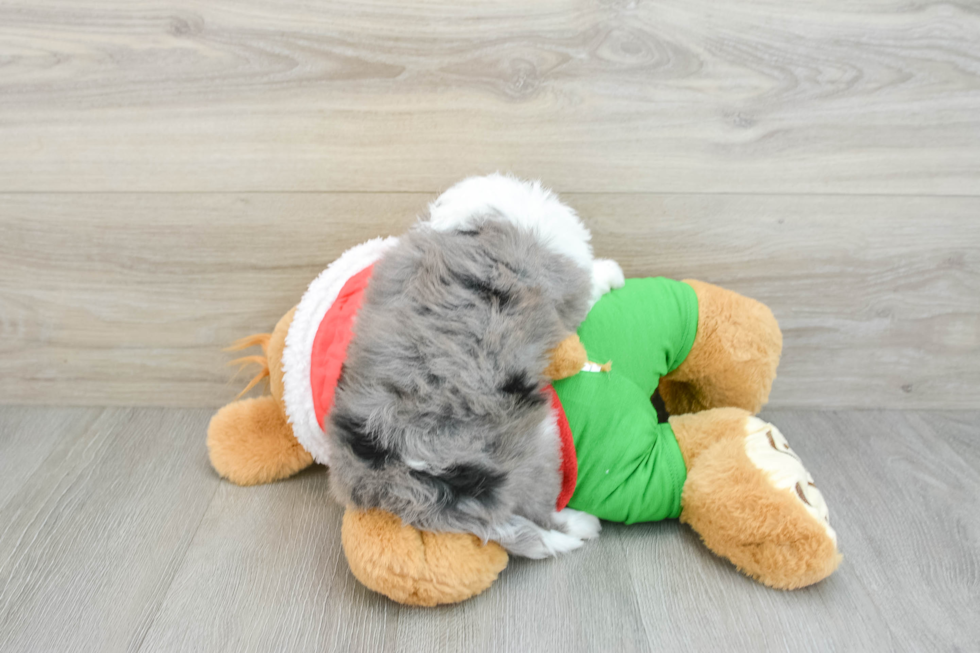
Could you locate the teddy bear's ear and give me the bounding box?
[341,507,508,606]
[544,334,589,380]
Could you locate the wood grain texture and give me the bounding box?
[1,407,977,652]
[135,469,391,653]
[1,0,980,194]
[0,406,102,512]
[766,410,980,652]
[1,192,976,408]
[0,408,219,653]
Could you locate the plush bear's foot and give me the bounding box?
[342,508,508,606]
[207,396,314,486]
[678,413,841,589]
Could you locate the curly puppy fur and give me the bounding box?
[327,218,594,558]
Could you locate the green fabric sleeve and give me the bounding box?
[575,278,698,395]
[558,370,687,523]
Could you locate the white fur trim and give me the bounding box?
[281,237,398,465]
[427,173,619,304]
[744,417,838,546]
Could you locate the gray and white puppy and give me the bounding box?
[328,175,621,557]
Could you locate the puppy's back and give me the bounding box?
[327,218,591,537]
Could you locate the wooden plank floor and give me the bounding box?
[1,406,977,652]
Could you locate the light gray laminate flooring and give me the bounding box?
[0,406,976,652]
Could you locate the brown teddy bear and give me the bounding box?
[207,236,840,606]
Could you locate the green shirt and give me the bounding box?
[554,278,698,524]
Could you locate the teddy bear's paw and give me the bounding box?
[553,508,602,540]
[679,414,841,588]
[342,508,508,606]
[590,258,625,302]
[743,417,837,546]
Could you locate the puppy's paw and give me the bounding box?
[553,508,602,540]
[533,529,588,558]
[591,258,625,302]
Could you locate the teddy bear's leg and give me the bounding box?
[207,396,314,485]
[658,280,782,415]
[670,408,841,589]
[208,307,314,486]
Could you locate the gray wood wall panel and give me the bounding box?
[1,0,979,194]
[3,0,978,409]
[2,193,976,408]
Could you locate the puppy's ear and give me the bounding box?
[544,334,588,380]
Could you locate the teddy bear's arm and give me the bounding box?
[544,334,589,380]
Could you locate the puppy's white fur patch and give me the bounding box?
[427,173,621,305]
[553,508,602,540]
[490,509,601,559]
[494,520,585,559]
[403,458,429,471]
[532,529,588,558]
[591,258,625,302]
[428,173,593,270]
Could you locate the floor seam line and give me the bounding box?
[131,476,221,653]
